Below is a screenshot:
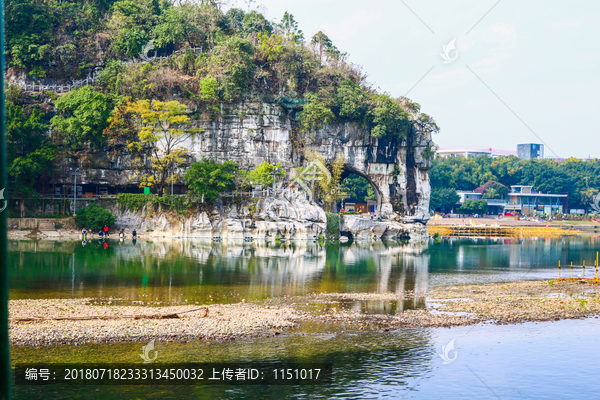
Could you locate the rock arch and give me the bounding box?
[183,100,434,224]
[339,168,382,214]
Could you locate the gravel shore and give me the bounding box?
[306,280,600,329]
[9,280,600,346]
[9,300,303,346]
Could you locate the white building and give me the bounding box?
[436,147,517,158]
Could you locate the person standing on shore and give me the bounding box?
[81,227,87,240]
[104,225,109,238]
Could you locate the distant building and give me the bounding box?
[436,147,517,158]
[517,143,544,160]
[456,191,482,202]
[507,185,566,215]
[454,186,567,215]
[342,203,368,213]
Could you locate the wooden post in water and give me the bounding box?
[583,260,585,279]
[558,260,561,279]
[571,262,573,279]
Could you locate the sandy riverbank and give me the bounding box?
[9,281,599,346]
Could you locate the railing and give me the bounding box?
[221,188,309,200]
[484,199,508,205]
[10,75,99,93]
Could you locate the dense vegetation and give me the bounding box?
[430,155,600,210]
[457,200,488,215]
[74,203,116,230]
[6,0,438,198]
[340,174,376,203]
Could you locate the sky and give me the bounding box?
[229,0,600,159]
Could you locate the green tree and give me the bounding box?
[457,199,488,215]
[196,36,255,101]
[476,181,509,199]
[5,0,54,71]
[154,2,225,50]
[310,31,338,62]
[306,152,345,212]
[108,0,164,57]
[242,11,272,36]
[414,113,440,135]
[430,188,460,212]
[51,86,112,148]
[5,0,107,78]
[225,8,246,31]
[246,161,286,187]
[74,203,116,231]
[7,101,55,195]
[340,174,375,203]
[278,12,303,42]
[368,94,409,140]
[184,159,238,202]
[336,80,368,121]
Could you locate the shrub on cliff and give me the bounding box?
[74,204,116,231]
[184,159,238,202]
[246,161,286,187]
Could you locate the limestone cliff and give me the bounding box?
[174,99,434,223]
[96,98,434,240]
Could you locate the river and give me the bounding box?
[9,236,600,399]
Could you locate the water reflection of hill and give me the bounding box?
[11,236,597,304]
[8,240,429,306]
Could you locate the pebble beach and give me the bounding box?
[9,280,600,346]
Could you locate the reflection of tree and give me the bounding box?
[9,239,435,306]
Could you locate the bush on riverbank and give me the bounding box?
[117,193,193,214]
[326,213,340,239]
[74,204,116,231]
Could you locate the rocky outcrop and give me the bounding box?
[340,215,428,241]
[111,198,428,241]
[113,197,328,240]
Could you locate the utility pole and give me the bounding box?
[71,168,80,216]
[0,0,11,397]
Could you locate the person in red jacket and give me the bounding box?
[104,225,109,238]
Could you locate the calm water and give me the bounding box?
[9,236,600,399]
[8,236,600,302]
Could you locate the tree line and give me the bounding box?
[430,155,600,211]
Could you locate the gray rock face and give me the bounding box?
[340,215,428,241]
[177,100,434,225]
[113,197,328,240]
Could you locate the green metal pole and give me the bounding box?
[0,0,11,397]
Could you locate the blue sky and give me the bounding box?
[231,0,600,158]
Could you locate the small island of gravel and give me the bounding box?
[9,280,599,347]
